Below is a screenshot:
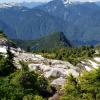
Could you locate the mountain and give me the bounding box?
[0,20,16,39]
[0,0,100,45]
[18,2,46,8]
[0,6,64,40]
[38,0,100,43]
[14,32,71,51]
[0,2,45,9]
[95,1,100,6]
[0,31,16,47]
[0,3,17,8]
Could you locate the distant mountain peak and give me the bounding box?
[62,0,72,4]
[14,32,72,51]
[0,2,45,9]
[0,2,17,8]
[32,32,72,50]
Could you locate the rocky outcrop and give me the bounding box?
[0,44,100,86]
[51,77,66,86]
[12,49,100,86]
[0,46,7,54]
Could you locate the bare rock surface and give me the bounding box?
[12,49,100,86]
[0,45,100,86]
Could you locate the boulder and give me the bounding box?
[0,46,7,54]
[51,77,66,86]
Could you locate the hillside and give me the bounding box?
[0,32,100,99]
[0,7,63,40]
[39,0,100,44]
[0,30,6,39]
[14,32,71,51]
[0,31,16,48]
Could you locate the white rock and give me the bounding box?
[94,57,100,62]
[85,66,92,71]
[95,50,99,55]
[28,64,41,71]
[35,54,44,59]
[44,68,63,78]
[88,60,99,69]
[28,63,51,72]
[66,69,79,77]
[10,49,16,54]
[81,61,86,64]
[39,65,51,72]
[51,77,66,86]
[0,46,7,53]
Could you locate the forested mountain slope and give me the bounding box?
[0,0,100,45]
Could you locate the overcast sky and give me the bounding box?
[0,0,100,3]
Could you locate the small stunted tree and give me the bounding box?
[18,62,50,97]
[20,61,29,72]
[79,68,100,100]
[0,47,16,76]
[61,68,100,100]
[0,30,7,38]
[61,75,81,100]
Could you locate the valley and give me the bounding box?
[0,30,100,99]
[0,0,100,45]
[0,0,100,99]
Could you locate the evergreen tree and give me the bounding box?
[0,47,16,76]
[61,68,100,100]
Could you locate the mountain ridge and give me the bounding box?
[0,2,46,8]
[14,32,71,51]
[0,0,100,45]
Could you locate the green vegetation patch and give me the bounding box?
[61,68,100,100]
[40,46,95,66]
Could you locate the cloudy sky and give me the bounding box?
[0,0,100,3]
